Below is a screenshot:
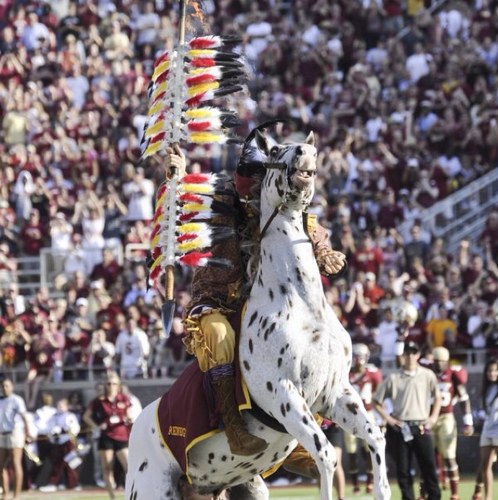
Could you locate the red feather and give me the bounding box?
[149,131,166,144]
[179,251,213,266]
[186,93,207,108]
[155,71,170,84]
[190,58,216,68]
[179,212,198,222]
[150,224,162,239]
[149,266,162,281]
[156,184,167,198]
[176,233,197,243]
[189,36,221,49]
[152,207,163,224]
[179,193,203,203]
[151,90,167,104]
[154,51,169,66]
[151,246,162,259]
[182,173,211,184]
[186,73,216,86]
[187,121,212,132]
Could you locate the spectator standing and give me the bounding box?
[49,212,73,275]
[471,358,498,500]
[403,223,430,269]
[82,372,132,500]
[114,317,150,379]
[38,398,81,493]
[25,318,59,410]
[89,328,115,379]
[0,378,32,500]
[425,305,458,350]
[346,343,383,494]
[20,208,45,256]
[376,306,401,368]
[350,232,384,280]
[122,165,154,222]
[90,248,122,290]
[374,340,442,500]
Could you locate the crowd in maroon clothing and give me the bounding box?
[0,0,498,386]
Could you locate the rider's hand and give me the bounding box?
[165,144,186,178]
[316,249,347,275]
[463,424,474,436]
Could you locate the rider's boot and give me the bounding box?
[211,373,268,456]
[282,443,319,479]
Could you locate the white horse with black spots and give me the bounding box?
[126,131,391,500]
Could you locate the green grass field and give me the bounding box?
[15,480,483,499]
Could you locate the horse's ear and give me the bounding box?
[305,131,315,146]
[255,130,271,156]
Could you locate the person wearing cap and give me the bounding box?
[345,343,383,494]
[162,128,347,459]
[374,340,442,500]
[422,346,473,500]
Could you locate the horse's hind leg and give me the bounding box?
[275,383,335,500]
[330,385,391,500]
[227,476,269,500]
[126,401,182,499]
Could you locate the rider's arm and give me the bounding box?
[305,214,347,276]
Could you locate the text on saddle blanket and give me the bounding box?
[156,315,251,474]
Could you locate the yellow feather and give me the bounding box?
[145,120,165,138]
[183,202,211,212]
[156,191,167,206]
[149,254,163,270]
[147,101,163,116]
[180,183,214,194]
[178,238,208,253]
[190,131,224,143]
[151,81,168,101]
[187,81,219,97]
[185,108,218,119]
[188,49,215,58]
[177,222,206,233]
[152,60,170,81]
[151,234,161,248]
[144,141,162,157]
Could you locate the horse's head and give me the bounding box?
[255,131,317,210]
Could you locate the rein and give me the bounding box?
[259,160,288,241]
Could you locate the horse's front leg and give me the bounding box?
[274,382,335,500]
[328,385,391,500]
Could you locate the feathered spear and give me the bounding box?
[141,0,245,334]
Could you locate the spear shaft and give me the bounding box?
[162,0,188,333]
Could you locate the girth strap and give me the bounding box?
[247,400,288,434]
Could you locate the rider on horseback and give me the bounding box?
[164,125,347,459]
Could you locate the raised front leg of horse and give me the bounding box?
[275,384,336,500]
[331,385,391,500]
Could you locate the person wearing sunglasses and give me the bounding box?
[83,372,132,500]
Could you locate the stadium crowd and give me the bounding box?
[0,0,497,402]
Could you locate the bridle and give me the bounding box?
[258,159,289,241]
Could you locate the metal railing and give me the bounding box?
[398,168,498,253]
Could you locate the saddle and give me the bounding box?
[156,309,252,475]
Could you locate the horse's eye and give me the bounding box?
[270,146,279,156]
